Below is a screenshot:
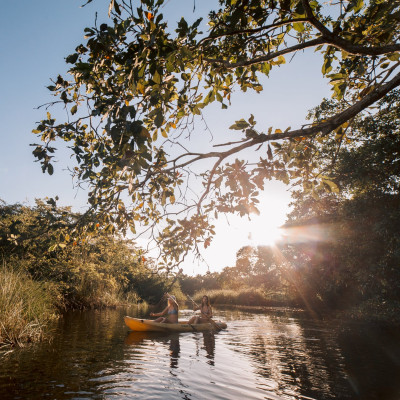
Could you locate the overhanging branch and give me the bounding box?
[203,0,400,69]
[166,71,400,169]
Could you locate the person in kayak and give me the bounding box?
[188,295,212,324]
[150,294,179,323]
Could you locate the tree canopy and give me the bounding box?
[280,91,400,312]
[32,0,400,268]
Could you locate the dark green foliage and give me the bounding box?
[280,92,400,316]
[0,200,171,309]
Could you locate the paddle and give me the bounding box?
[187,294,221,331]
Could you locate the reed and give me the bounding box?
[192,288,290,307]
[0,265,57,347]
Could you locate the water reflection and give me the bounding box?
[169,336,180,369]
[124,330,216,370]
[202,332,215,366]
[230,317,346,399]
[125,331,181,369]
[1,307,399,399]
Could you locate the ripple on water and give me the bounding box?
[1,307,399,399]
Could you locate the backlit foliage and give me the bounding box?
[32,0,400,267]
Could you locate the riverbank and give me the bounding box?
[191,288,400,326]
[0,266,57,348]
[334,298,400,327]
[0,202,171,347]
[191,288,297,308]
[0,265,149,348]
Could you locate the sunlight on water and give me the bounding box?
[0,308,399,399]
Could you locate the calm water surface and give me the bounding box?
[0,307,399,399]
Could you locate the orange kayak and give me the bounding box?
[124,316,227,332]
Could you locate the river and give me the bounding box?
[0,307,399,399]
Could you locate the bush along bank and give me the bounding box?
[0,201,181,347]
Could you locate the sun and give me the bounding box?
[195,184,291,274]
[243,188,289,247]
[247,218,283,247]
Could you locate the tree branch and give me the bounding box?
[205,37,400,69]
[204,38,325,68]
[197,18,311,48]
[166,71,400,169]
[301,0,333,38]
[203,1,400,69]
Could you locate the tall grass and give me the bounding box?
[193,288,291,307]
[0,265,57,347]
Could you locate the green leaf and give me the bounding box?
[322,58,332,75]
[66,53,79,64]
[155,109,164,128]
[349,0,364,13]
[322,178,339,193]
[271,142,281,149]
[387,53,400,62]
[245,128,258,138]
[181,73,190,81]
[153,71,161,84]
[229,119,249,130]
[293,22,305,32]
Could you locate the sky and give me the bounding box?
[0,0,333,275]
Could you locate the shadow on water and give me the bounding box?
[219,308,400,399]
[337,325,400,400]
[0,306,399,399]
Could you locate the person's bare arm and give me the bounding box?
[150,306,168,317]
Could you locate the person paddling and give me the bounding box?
[188,295,212,324]
[150,294,179,323]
